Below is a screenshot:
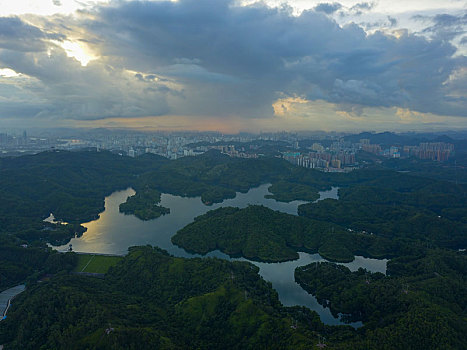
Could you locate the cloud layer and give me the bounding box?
[0,0,465,129]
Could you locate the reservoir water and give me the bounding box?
[54,184,386,326]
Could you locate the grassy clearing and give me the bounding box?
[74,254,122,274]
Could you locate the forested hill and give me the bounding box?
[172,205,398,263]
[0,150,466,349]
[0,149,291,223]
[0,149,289,244]
[0,150,167,225]
[295,249,467,349]
[0,246,326,349]
[2,245,465,349]
[0,150,297,289]
[1,149,466,289]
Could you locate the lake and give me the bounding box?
[54,184,386,326]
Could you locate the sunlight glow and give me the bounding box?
[56,40,97,66]
[0,0,110,16]
[0,68,20,77]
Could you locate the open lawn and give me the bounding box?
[74,254,122,274]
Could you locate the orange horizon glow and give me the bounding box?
[69,115,269,134]
[59,102,467,134]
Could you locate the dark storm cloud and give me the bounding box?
[314,2,342,14]
[0,0,465,122]
[77,0,465,117]
[0,16,63,52]
[0,34,171,120]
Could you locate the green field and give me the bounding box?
[74,254,122,274]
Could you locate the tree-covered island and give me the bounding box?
[172,205,400,263]
[119,187,170,220]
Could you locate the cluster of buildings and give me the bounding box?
[124,134,261,159]
[0,130,457,168]
[0,129,263,159]
[200,144,259,158]
[360,139,454,162]
[282,138,359,171]
[0,131,55,156]
[282,138,455,171]
[282,150,357,172]
[403,142,454,162]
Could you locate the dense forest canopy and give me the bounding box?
[172,205,398,263]
[0,149,466,349]
[0,247,327,349]
[295,249,467,349]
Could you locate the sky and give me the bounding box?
[0,0,465,133]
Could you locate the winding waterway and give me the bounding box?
[54,184,386,327]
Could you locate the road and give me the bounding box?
[0,285,25,320]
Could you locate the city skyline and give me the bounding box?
[0,0,465,132]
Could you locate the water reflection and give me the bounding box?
[55,184,309,255]
[53,184,382,327]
